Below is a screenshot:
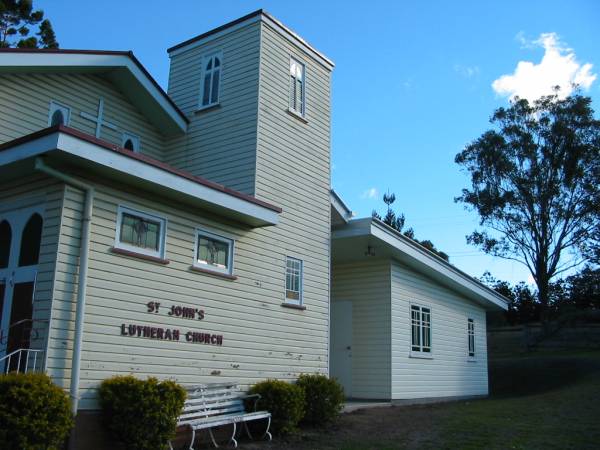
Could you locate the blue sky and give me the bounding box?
[37,0,600,285]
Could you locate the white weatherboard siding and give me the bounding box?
[47,174,328,409]
[0,174,64,363]
[331,260,391,399]
[0,73,167,160]
[166,22,261,194]
[391,260,489,399]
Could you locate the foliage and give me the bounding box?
[372,191,449,261]
[249,379,305,434]
[0,372,73,450]
[456,91,600,316]
[296,374,344,425]
[98,375,186,450]
[0,0,58,48]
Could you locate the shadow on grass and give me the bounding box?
[489,351,600,398]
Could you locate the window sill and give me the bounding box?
[189,265,237,280]
[195,103,221,114]
[110,247,169,265]
[467,358,477,362]
[281,302,306,311]
[286,108,308,123]
[409,352,433,360]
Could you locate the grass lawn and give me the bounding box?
[235,350,600,450]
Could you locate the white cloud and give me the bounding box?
[492,32,597,102]
[454,64,480,78]
[360,187,379,200]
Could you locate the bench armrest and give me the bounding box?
[239,393,261,411]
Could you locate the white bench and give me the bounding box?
[169,382,272,449]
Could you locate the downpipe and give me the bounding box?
[34,157,94,415]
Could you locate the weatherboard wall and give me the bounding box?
[0,73,167,160]
[331,260,392,399]
[46,173,329,409]
[166,21,261,194]
[390,260,489,399]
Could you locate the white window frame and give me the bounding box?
[410,303,432,358]
[121,132,141,152]
[114,205,167,259]
[468,318,476,358]
[193,228,234,276]
[48,101,71,126]
[289,56,306,116]
[198,51,223,109]
[284,256,303,306]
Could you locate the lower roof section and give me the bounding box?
[0,126,281,227]
[332,218,509,311]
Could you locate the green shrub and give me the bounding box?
[0,372,73,450]
[249,379,305,434]
[297,373,345,425]
[98,375,186,450]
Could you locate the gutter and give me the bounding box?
[35,157,93,415]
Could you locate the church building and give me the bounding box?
[0,9,507,443]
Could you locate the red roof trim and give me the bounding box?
[0,125,282,213]
[0,48,189,124]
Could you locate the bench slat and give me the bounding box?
[180,411,271,430]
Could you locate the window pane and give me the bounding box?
[120,213,160,251]
[197,235,229,270]
[202,73,212,105]
[51,109,64,126]
[206,59,213,70]
[0,220,11,269]
[211,69,220,104]
[214,57,220,67]
[19,213,43,266]
[124,139,135,151]
[285,257,302,301]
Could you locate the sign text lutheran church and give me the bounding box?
[120,301,224,346]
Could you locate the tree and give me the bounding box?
[0,0,58,48]
[372,192,449,261]
[456,92,600,320]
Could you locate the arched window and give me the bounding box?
[50,109,64,126]
[121,132,140,152]
[48,101,70,127]
[18,213,43,267]
[200,53,222,108]
[0,220,11,269]
[124,139,135,151]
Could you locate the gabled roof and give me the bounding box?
[167,9,335,70]
[0,126,281,227]
[332,217,509,311]
[331,189,354,226]
[0,49,188,136]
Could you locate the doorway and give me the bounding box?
[331,300,353,397]
[0,206,43,372]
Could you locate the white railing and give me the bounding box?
[0,348,45,374]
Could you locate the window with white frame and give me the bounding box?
[468,318,475,357]
[411,304,431,353]
[122,132,140,152]
[285,256,303,304]
[115,206,166,258]
[48,101,70,126]
[194,229,234,275]
[289,57,305,116]
[200,53,222,108]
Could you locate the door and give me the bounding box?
[0,207,43,372]
[331,300,353,398]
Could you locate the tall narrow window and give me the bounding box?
[48,101,70,127]
[200,53,222,108]
[0,220,11,268]
[18,213,43,267]
[285,256,303,305]
[468,318,475,357]
[289,57,305,116]
[114,206,166,259]
[411,305,431,354]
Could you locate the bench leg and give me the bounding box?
[208,428,219,448]
[229,423,238,448]
[189,428,196,450]
[263,416,272,442]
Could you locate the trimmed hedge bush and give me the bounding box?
[249,379,305,434]
[0,372,73,450]
[297,374,345,424]
[99,375,186,450]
